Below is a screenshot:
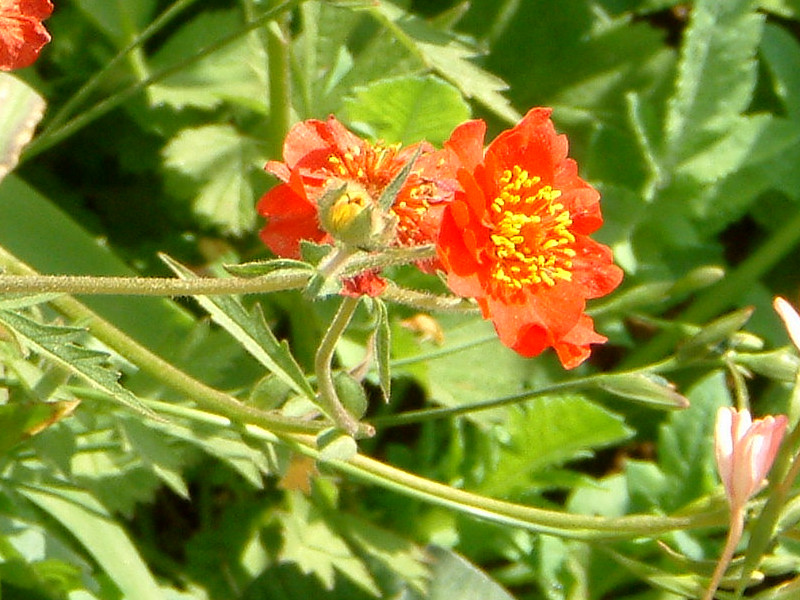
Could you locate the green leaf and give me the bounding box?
[18,484,165,600]
[0,74,45,183]
[427,546,516,600]
[377,145,422,212]
[478,395,633,497]
[148,10,268,111]
[367,2,519,124]
[663,0,763,167]
[343,75,471,145]
[119,417,189,499]
[656,371,729,511]
[0,310,155,418]
[72,0,157,45]
[394,314,529,424]
[0,175,243,392]
[331,512,429,596]
[278,492,380,595]
[160,254,316,402]
[162,124,268,235]
[0,401,79,456]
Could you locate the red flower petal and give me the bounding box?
[0,0,53,71]
[436,108,623,368]
[258,115,461,286]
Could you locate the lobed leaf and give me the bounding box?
[0,310,154,418]
[367,2,519,124]
[161,254,316,402]
[343,74,471,145]
[162,124,269,235]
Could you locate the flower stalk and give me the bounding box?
[313,295,375,438]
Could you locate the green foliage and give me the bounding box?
[343,75,471,145]
[0,310,153,417]
[5,0,800,598]
[162,124,269,235]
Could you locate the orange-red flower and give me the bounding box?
[437,108,623,368]
[0,0,53,71]
[257,116,457,262]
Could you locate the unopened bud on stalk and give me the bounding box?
[318,182,397,250]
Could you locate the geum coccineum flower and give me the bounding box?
[0,0,53,71]
[257,116,458,291]
[436,108,623,368]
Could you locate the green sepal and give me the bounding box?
[377,145,422,212]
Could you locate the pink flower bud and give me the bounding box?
[714,407,788,511]
[774,296,800,353]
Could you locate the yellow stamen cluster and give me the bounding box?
[327,142,402,187]
[489,165,576,291]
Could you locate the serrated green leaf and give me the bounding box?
[0,310,155,418]
[478,395,633,497]
[148,10,268,111]
[761,23,800,121]
[0,293,63,310]
[367,2,519,124]
[278,492,380,595]
[663,0,763,166]
[657,371,729,511]
[163,124,268,235]
[160,255,315,402]
[373,299,391,402]
[0,74,45,183]
[18,484,165,600]
[343,75,471,145]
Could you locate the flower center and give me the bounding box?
[489,165,576,291]
[327,142,402,196]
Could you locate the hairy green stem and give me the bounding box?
[314,296,374,438]
[0,271,310,296]
[0,247,321,435]
[0,246,728,540]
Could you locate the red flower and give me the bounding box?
[257,116,457,262]
[437,108,623,368]
[0,0,53,71]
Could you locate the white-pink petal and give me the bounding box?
[714,407,788,511]
[774,296,800,354]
